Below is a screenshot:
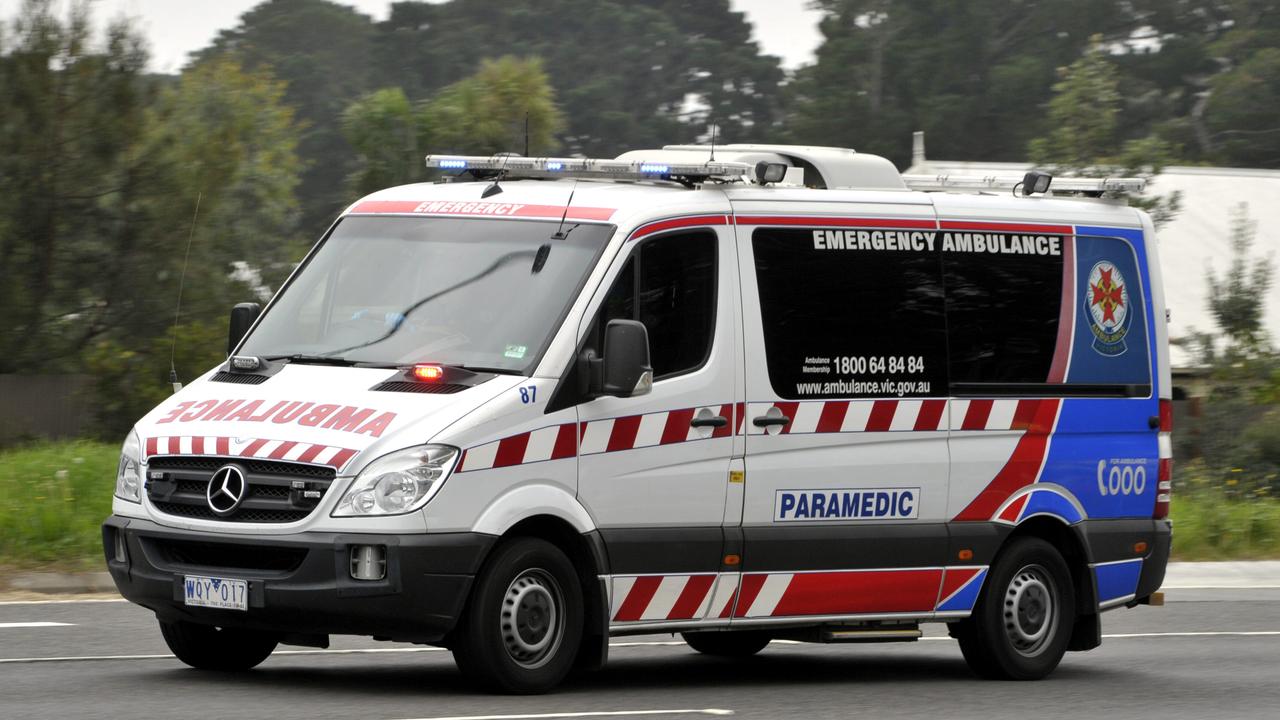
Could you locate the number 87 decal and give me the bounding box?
[519,386,537,404]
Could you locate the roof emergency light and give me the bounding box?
[426,154,754,184]
[902,173,1146,196]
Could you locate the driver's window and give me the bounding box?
[592,230,717,380]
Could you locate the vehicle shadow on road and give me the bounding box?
[140,643,1102,697]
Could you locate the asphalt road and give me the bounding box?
[2,589,1279,720]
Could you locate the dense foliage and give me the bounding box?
[2,0,1279,439]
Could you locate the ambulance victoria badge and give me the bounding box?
[1084,260,1129,356]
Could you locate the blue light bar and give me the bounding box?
[424,155,754,182]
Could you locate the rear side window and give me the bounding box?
[596,231,717,379]
[752,227,948,399]
[944,250,1064,384]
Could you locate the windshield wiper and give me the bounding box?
[264,354,358,366]
[452,365,525,376]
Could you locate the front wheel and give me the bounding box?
[159,620,277,671]
[451,537,584,694]
[955,537,1076,680]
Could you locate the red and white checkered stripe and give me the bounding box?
[608,567,993,623]
[610,573,739,623]
[746,398,1052,435]
[144,436,358,471]
[458,404,739,473]
[459,399,1058,473]
[733,568,946,617]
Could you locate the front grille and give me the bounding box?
[210,371,269,384]
[371,380,470,394]
[142,537,308,573]
[146,457,336,524]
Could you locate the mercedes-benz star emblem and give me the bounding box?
[206,464,247,516]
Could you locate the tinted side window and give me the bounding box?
[597,232,717,379]
[752,228,948,399]
[944,250,1064,384]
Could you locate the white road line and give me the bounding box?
[395,711,733,720]
[1,631,1277,665]
[1102,631,1280,639]
[0,622,73,628]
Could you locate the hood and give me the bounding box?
[136,364,521,475]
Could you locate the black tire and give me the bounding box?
[682,630,771,657]
[956,537,1076,680]
[159,620,277,671]
[451,537,584,694]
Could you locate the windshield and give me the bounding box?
[239,216,614,373]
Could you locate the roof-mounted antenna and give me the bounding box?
[167,191,202,393]
[524,112,530,158]
[552,181,579,241]
[709,123,717,162]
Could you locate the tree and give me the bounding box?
[423,57,563,156]
[1027,42,1182,227]
[342,88,420,197]
[788,0,1149,165]
[0,1,304,435]
[192,0,376,235]
[342,58,564,195]
[0,0,156,372]
[376,0,785,155]
[1206,203,1275,356]
[1204,48,1280,166]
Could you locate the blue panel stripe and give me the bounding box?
[1094,559,1143,604]
[937,569,987,613]
[1020,489,1085,524]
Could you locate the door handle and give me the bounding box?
[752,415,791,428]
[690,415,729,429]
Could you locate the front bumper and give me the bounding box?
[103,516,495,644]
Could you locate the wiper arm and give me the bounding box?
[264,354,359,367]
[452,365,524,376]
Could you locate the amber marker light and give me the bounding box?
[723,554,741,566]
[1134,542,1149,554]
[958,549,974,561]
[412,364,444,381]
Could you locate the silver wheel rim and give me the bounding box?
[1003,563,1058,657]
[500,568,564,669]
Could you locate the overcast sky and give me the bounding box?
[0,0,823,73]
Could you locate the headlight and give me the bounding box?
[332,445,458,517]
[115,429,143,503]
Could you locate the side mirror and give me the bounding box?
[600,319,653,398]
[228,302,261,355]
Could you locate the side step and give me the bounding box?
[824,627,923,643]
[776,624,923,644]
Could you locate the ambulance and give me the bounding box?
[103,144,1173,693]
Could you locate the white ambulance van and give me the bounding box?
[104,145,1173,693]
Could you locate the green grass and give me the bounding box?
[1170,494,1280,560]
[0,440,118,571]
[1,440,1279,571]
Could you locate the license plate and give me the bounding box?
[183,575,248,611]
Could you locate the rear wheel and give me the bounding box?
[159,620,277,671]
[682,630,771,657]
[451,537,584,694]
[955,537,1075,680]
